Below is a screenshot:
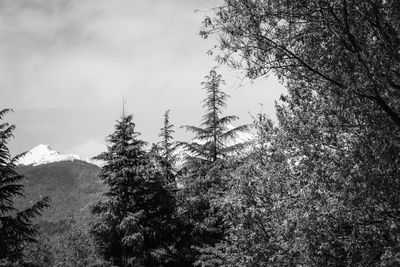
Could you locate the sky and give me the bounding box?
[0,0,286,158]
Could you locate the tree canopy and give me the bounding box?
[201,0,400,129]
[90,115,184,266]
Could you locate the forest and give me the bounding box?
[1,1,400,266]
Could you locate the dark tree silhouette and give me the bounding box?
[90,115,180,266]
[181,69,248,163]
[0,108,49,264]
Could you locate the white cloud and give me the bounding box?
[69,139,106,158]
[1,0,286,157]
[0,0,219,109]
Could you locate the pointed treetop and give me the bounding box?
[122,97,127,117]
[181,69,249,163]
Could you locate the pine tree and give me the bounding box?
[157,110,178,185]
[89,114,179,266]
[181,69,248,164]
[0,108,49,264]
[178,70,249,265]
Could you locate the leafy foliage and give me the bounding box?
[201,0,400,129]
[22,234,54,267]
[54,219,98,267]
[199,1,400,266]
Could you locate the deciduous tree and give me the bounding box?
[201,0,400,129]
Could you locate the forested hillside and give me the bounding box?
[16,160,104,225]
[1,1,400,266]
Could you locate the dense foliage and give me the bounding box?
[89,115,184,266]
[177,70,249,265]
[54,219,98,267]
[201,0,400,129]
[198,1,400,266]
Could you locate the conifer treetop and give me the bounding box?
[159,110,176,163]
[181,69,249,163]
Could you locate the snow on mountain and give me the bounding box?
[84,157,106,167]
[18,144,104,167]
[18,128,254,168]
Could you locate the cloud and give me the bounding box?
[1,0,286,157]
[69,139,106,158]
[0,0,217,109]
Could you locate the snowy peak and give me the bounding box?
[18,144,80,166]
[18,144,103,167]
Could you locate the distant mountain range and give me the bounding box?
[16,160,104,226]
[18,144,105,167]
[17,126,254,167]
[14,134,253,233]
[14,146,106,236]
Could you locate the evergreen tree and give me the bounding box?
[157,110,178,185]
[178,70,249,265]
[181,69,248,164]
[89,114,180,266]
[0,108,49,264]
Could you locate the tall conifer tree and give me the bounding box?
[181,69,248,163]
[0,109,49,263]
[178,70,249,265]
[90,114,178,266]
[157,110,177,184]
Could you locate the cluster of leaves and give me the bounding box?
[215,82,400,266]
[21,217,107,267]
[53,219,99,267]
[22,234,54,267]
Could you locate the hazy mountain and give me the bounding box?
[14,146,106,237]
[18,144,105,167]
[17,160,104,225]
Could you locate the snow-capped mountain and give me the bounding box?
[18,144,104,167]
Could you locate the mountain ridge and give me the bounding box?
[18,144,105,167]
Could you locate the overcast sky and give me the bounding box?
[0,0,285,158]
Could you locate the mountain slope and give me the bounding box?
[18,144,104,167]
[16,160,105,228]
